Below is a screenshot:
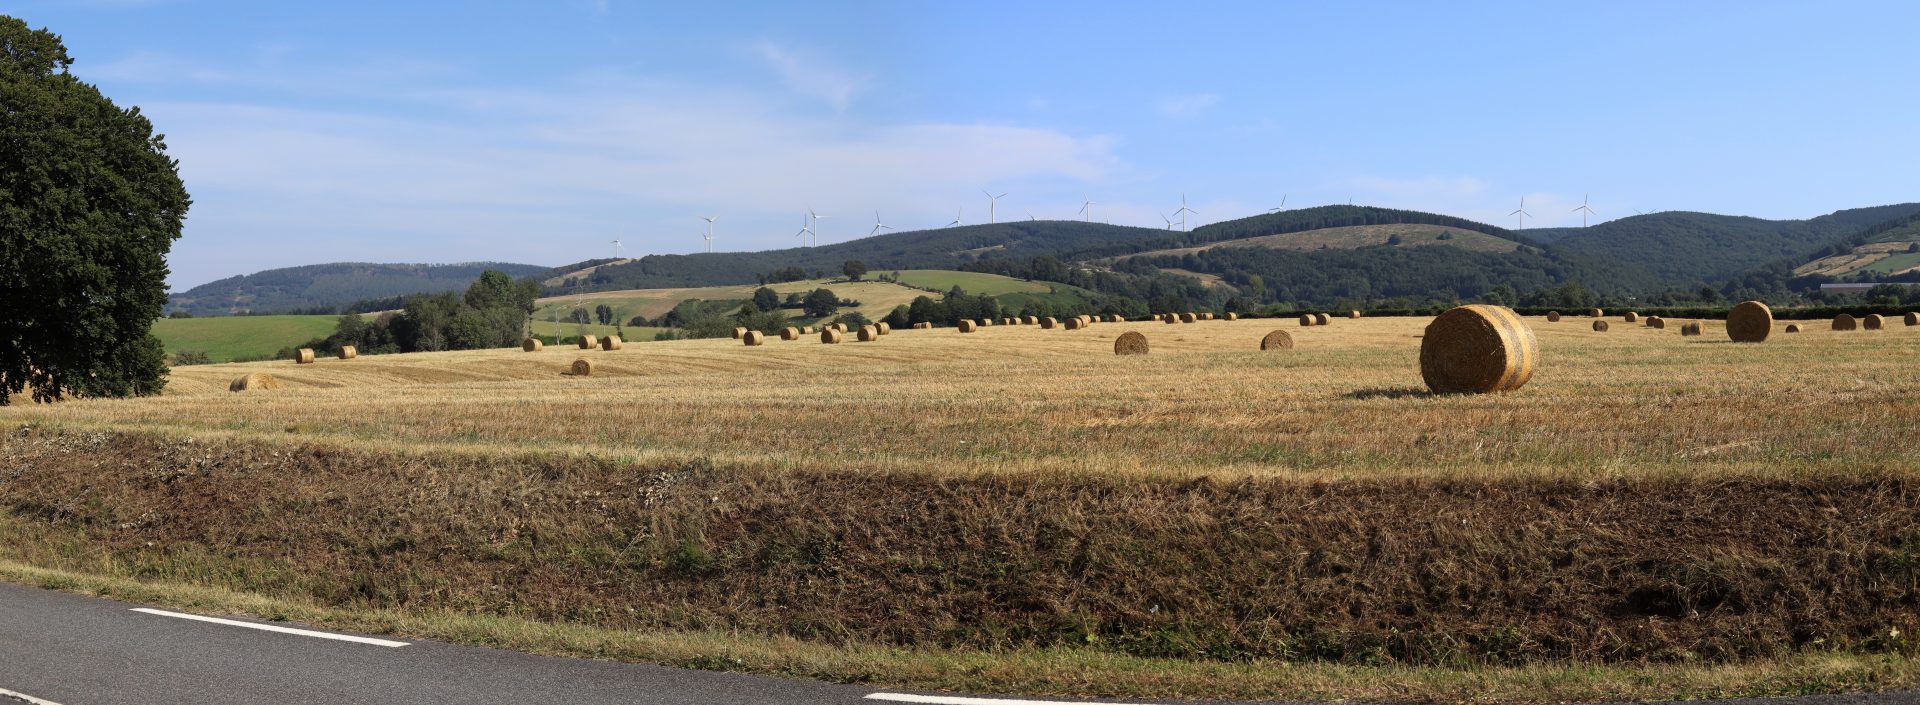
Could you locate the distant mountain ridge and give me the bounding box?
[1529,204,1920,284]
[167,262,549,316]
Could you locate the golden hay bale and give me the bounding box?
[1623,312,1639,322]
[1348,310,1361,319]
[522,338,544,352]
[1199,312,1214,320]
[958,319,979,333]
[912,322,931,329]
[1648,317,1667,329]
[1113,331,1149,355]
[1313,313,1330,325]
[780,327,800,341]
[820,328,844,343]
[1065,317,1086,330]
[1833,314,1858,331]
[742,330,765,346]
[1726,300,1773,342]
[1021,315,1037,325]
[600,335,623,351]
[1163,315,1179,324]
[1260,329,1294,351]
[295,348,316,364]
[1786,323,1802,333]
[337,345,358,360]
[1003,317,1015,325]
[979,318,994,326]
[578,335,599,350]
[1298,314,1314,326]
[1224,312,1239,321]
[1109,314,1125,323]
[1180,312,1197,323]
[570,358,593,376]
[876,322,891,335]
[858,325,879,342]
[228,372,279,392]
[1039,317,1058,329]
[731,327,746,339]
[1420,305,1537,395]
[1906,312,1919,326]
[834,323,848,333]
[1864,314,1886,330]
[1546,311,1561,322]
[1589,308,1604,318]
[1680,322,1702,337]
[1592,320,1609,332]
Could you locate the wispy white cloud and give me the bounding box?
[1158,93,1219,118]
[754,41,866,110]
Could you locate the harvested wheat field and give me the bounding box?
[4,314,1920,703]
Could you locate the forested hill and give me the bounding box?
[548,205,1534,293]
[1530,204,1920,284]
[167,262,549,316]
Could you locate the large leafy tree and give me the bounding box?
[0,17,190,403]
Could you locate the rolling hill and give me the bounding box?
[1532,204,1920,284]
[1111,223,1522,262]
[167,262,549,316]
[533,270,1095,329]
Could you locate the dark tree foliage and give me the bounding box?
[311,269,537,355]
[802,288,840,317]
[751,286,780,311]
[842,260,868,281]
[0,17,190,403]
[168,262,547,316]
[594,304,614,325]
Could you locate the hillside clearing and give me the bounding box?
[532,270,1082,325]
[151,315,340,362]
[1114,223,1520,262]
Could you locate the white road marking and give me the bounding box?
[866,694,1156,705]
[0,686,66,705]
[129,608,410,647]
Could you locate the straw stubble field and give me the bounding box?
[2,314,1918,703]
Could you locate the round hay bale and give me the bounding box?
[958,319,978,333]
[1080,315,1094,326]
[1786,323,1802,333]
[780,327,800,341]
[1040,317,1059,330]
[522,338,544,352]
[1546,311,1561,322]
[295,348,316,364]
[571,358,593,376]
[228,372,279,392]
[802,326,815,334]
[1865,313,1885,330]
[1726,301,1773,342]
[1648,317,1667,329]
[1623,312,1639,323]
[1348,310,1361,319]
[1164,315,1179,324]
[1109,314,1125,323]
[833,323,848,333]
[1177,312,1194,323]
[876,322,891,335]
[912,322,931,330]
[1589,308,1604,318]
[742,330,765,346]
[1113,331,1149,355]
[820,329,844,343]
[1419,305,1537,395]
[1298,314,1314,326]
[731,327,747,339]
[1022,315,1037,325]
[1680,322,1702,337]
[578,335,599,350]
[1833,314,1858,331]
[1592,320,1609,332]
[1199,312,1214,320]
[1224,312,1238,321]
[857,325,878,342]
[337,345,358,360]
[979,318,994,326]
[1065,317,1085,330]
[1906,312,1919,326]
[1003,317,1015,326]
[1313,313,1330,325]
[1259,329,1294,351]
[600,335,623,351]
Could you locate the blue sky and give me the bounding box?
[6,0,1919,289]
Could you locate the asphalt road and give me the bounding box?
[0,580,1914,705]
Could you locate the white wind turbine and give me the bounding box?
[795,213,814,246]
[699,215,716,253]
[1077,194,1097,222]
[1571,194,1597,227]
[982,190,1007,224]
[609,239,622,259]
[1509,197,1532,230]
[1026,210,1036,221]
[808,208,827,246]
[1267,195,1288,213]
[1171,193,1198,232]
[1160,213,1174,230]
[946,208,964,228]
[870,210,893,236]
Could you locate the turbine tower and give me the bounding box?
[699,216,716,253]
[795,213,814,247]
[1026,210,1036,222]
[1171,193,1198,232]
[1509,197,1532,230]
[610,239,622,259]
[982,190,1007,224]
[1077,194,1097,222]
[946,208,963,228]
[870,210,893,236]
[1572,194,1597,227]
[807,208,826,247]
